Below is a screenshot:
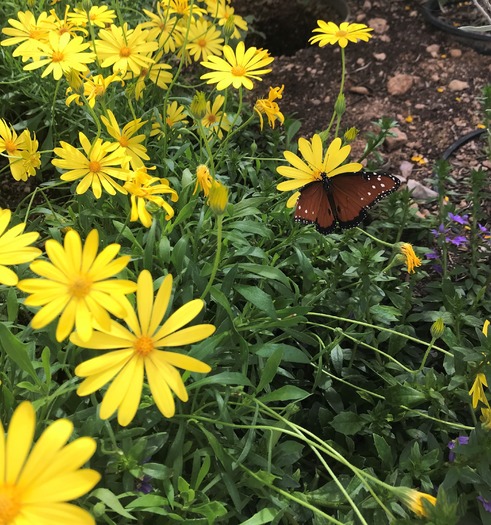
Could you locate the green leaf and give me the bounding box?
[235,284,278,320]
[191,371,252,388]
[256,347,283,393]
[259,386,311,403]
[255,343,310,364]
[240,508,278,525]
[373,434,394,469]
[330,412,365,436]
[236,263,290,288]
[0,323,39,385]
[93,488,136,519]
[369,305,401,324]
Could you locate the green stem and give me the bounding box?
[200,214,223,299]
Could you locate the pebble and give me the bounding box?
[449,48,462,58]
[373,52,386,61]
[350,86,370,95]
[426,44,440,57]
[385,128,408,151]
[368,17,389,33]
[448,79,469,91]
[387,74,414,95]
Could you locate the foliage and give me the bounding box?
[0,1,490,524]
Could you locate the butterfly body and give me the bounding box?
[295,170,400,234]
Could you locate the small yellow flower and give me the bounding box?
[124,167,178,227]
[207,179,229,215]
[0,208,41,286]
[66,72,124,108]
[400,243,421,274]
[309,21,373,48]
[0,401,100,524]
[194,165,213,196]
[399,488,437,517]
[254,85,285,130]
[150,101,188,138]
[186,19,224,62]
[469,373,490,409]
[67,5,117,28]
[201,95,231,138]
[200,41,274,91]
[405,115,413,123]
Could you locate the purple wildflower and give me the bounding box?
[136,475,153,494]
[448,212,469,225]
[425,250,440,260]
[430,224,449,238]
[448,436,469,462]
[449,235,469,247]
[478,496,491,513]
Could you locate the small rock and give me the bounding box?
[426,43,440,57]
[431,73,440,82]
[449,48,462,58]
[368,17,389,33]
[414,103,426,109]
[379,34,391,42]
[399,160,414,180]
[349,86,369,95]
[385,128,408,151]
[387,74,414,95]
[407,180,439,200]
[373,52,386,61]
[363,0,372,9]
[448,79,469,91]
[312,99,322,106]
[356,57,365,66]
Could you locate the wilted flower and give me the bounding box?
[400,243,422,274]
[469,373,490,409]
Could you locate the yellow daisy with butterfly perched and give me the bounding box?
[277,134,400,234]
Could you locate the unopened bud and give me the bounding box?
[344,126,359,142]
[430,318,445,339]
[190,91,207,119]
[334,93,346,117]
[223,15,236,38]
[207,180,229,215]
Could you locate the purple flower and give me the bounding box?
[430,224,449,238]
[448,436,469,462]
[449,235,469,247]
[448,213,469,225]
[425,250,440,260]
[478,496,491,513]
[136,475,153,494]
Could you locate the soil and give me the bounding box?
[235,0,491,194]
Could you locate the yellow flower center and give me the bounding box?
[120,46,131,57]
[206,113,217,123]
[335,30,348,38]
[231,65,246,77]
[139,68,148,78]
[134,335,154,355]
[4,140,17,155]
[29,29,44,40]
[0,483,21,524]
[198,38,207,48]
[119,137,129,147]
[69,275,93,298]
[89,160,101,173]
[51,51,64,63]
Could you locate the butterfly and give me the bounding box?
[294,170,400,234]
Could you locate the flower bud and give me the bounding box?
[207,180,229,215]
[334,93,346,117]
[430,318,445,340]
[344,126,359,142]
[223,15,236,38]
[190,91,207,119]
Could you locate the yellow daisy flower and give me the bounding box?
[141,7,181,54]
[469,373,490,409]
[1,10,54,61]
[67,5,117,28]
[276,135,362,208]
[150,101,188,137]
[0,119,25,157]
[254,85,285,130]
[400,243,422,274]
[0,401,100,525]
[95,23,158,75]
[52,132,131,199]
[201,41,274,90]
[186,19,224,62]
[214,3,248,39]
[126,57,173,101]
[162,0,206,20]
[101,110,149,170]
[124,168,179,227]
[201,94,231,138]
[42,6,87,38]
[71,269,215,426]
[309,21,373,48]
[0,208,41,286]
[65,72,123,108]
[23,31,95,80]
[194,164,213,196]
[398,488,437,518]
[17,228,137,342]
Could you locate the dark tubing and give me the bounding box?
[422,0,491,55]
[441,129,486,160]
